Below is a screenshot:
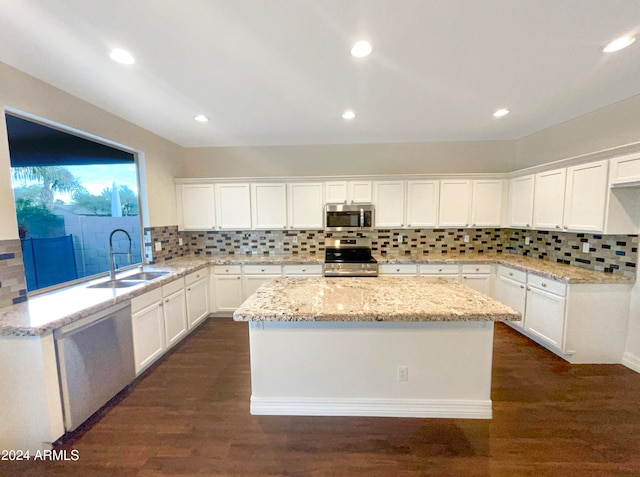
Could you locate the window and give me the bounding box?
[6,114,142,292]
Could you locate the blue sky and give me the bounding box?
[65,164,138,199]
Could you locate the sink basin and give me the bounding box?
[88,279,145,289]
[123,271,169,281]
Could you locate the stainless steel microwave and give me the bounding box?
[325,204,374,231]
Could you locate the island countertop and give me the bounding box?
[233,276,521,323]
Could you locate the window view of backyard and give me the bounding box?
[6,115,142,292]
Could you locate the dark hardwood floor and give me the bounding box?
[4,318,640,476]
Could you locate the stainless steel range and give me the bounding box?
[323,237,379,277]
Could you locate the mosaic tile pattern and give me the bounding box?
[144,226,190,264]
[0,239,28,308]
[504,229,638,277]
[145,226,638,277]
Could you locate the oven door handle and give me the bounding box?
[360,208,364,228]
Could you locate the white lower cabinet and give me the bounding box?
[162,278,188,348]
[379,264,418,275]
[495,266,527,329]
[418,264,460,283]
[283,264,323,276]
[460,264,492,294]
[213,265,244,312]
[524,275,567,351]
[131,287,165,374]
[185,269,209,329]
[242,265,283,299]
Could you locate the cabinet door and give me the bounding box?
[163,289,187,347]
[495,275,527,329]
[609,153,640,186]
[439,180,471,227]
[177,184,216,230]
[349,181,373,203]
[287,183,324,229]
[525,286,566,350]
[373,181,406,228]
[471,180,503,227]
[564,160,608,232]
[216,183,252,229]
[325,181,347,204]
[251,183,287,229]
[461,274,491,295]
[214,275,244,311]
[406,180,438,228]
[243,275,280,299]
[533,169,566,230]
[508,175,535,228]
[186,277,209,329]
[131,302,165,374]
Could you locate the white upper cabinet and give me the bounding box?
[406,180,439,228]
[533,169,566,230]
[177,184,216,231]
[563,160,608,232]
[471,180,503,227]
[439,180,471,227]
[325,181,372,204]
[287,182,324,229]
[507,175,535,228]
[609,153,640,187]
[215,183,252,230]
[251,183,287,229]
[373,181,406,228]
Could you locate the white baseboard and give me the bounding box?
[250,397,492,419]
[622,352,640,374]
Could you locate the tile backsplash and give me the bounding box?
[145,226,638,277]
[0,239,27,307]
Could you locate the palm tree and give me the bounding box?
[11,166,83,208]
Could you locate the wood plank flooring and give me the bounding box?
[4,318,640,476]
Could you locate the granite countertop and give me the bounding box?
[0,252,632,337]
[233,276,521,323]
[377,253,634,284]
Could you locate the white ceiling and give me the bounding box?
[1,0,639,148]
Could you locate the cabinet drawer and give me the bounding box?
[243,264,283,275]
[131,287,162,313]
[213,265,242,275]
[162,277,185,296]
[380,264,418,275]
[185,268,208,286]
[527,274,567,297]
[419,264,459,275]
[283,264,323,275]
[497,265,527,283]
[461,264,491,274]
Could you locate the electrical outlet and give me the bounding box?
[398,234,403,243]
[464,234,469,243]
[178,238,183,246]
[525,237,531,245]
[582,242,590,253]
[292,236,298,244]
[397,366,408,382]
[154,242,162,252]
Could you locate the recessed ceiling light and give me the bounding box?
[493,108,510,118]
[351,41,372,58]
[109,48,135,65]
[194,115,209,122]
[342,110,356,120]
[602,36,636,53]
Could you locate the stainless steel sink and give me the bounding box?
[88,279,145,289]
[123,271,169,281]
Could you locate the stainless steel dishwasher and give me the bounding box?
[54,301,134,432]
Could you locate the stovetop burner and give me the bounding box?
[323,237,379,277]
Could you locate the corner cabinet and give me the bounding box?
[176,184,216,231]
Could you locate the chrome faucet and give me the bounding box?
[109,228,132,280]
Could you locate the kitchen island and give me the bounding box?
[233,276,520,419]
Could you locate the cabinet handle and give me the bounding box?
[165,298,170,303]
[475,268,479,272]
[465,223,469,227]
[541,283,547,287]
[261,269,265,272]
[438,268,443,272]
[237,276,241,280]
[159,302,164,307]
[556,225,561,229]
[396,268,400,272]
[302,268,306,272]
[520,285,525,289]
[509,272,513,276]
[526,223,530,227]
[527,287,531,291]
[563,226,568,230]
[472,223,476,227]
[187,287,191,291]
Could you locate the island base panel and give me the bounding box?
[247,320,494,419]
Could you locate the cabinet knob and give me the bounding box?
[165,298,170,303]
[465,223,469,227]
[302,268,306,272]
[237,276,241,280]
[526,224,531,227]
[261,268,265,272]
[438,268,443,272]
[396,268,400,272]
[541,283,547,287]
[159,302,164,307]
[527,287,531,291]
[563,226,568,230]
[509,272,513,276]
[472,223,476,227]
[475,268,479,272]
[556,225,561,229]
[520,285,525,289]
